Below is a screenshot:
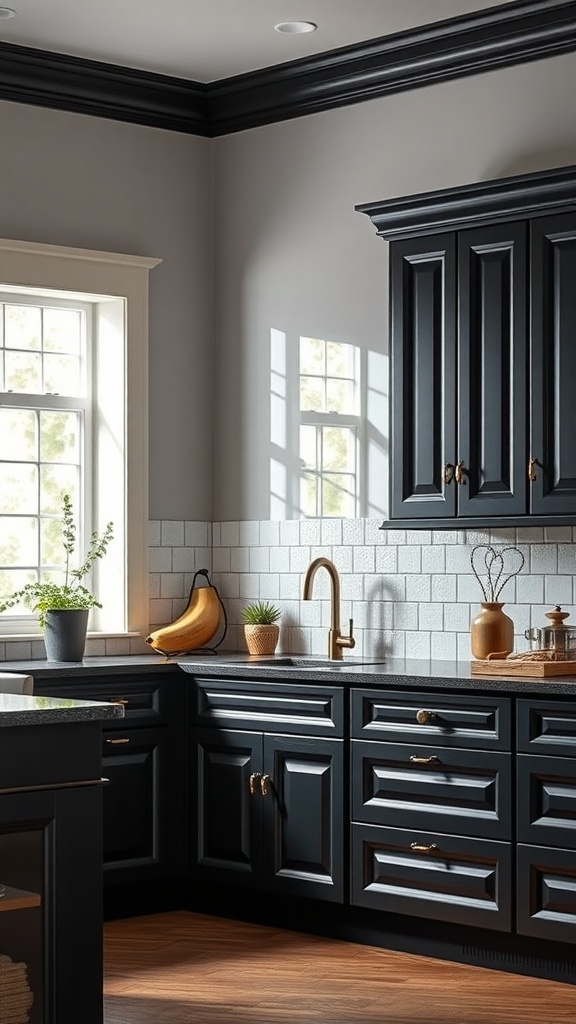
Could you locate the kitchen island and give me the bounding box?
[0,692,124,1024]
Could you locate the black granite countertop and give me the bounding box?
[0,692,125,727]
[2,652,576,696]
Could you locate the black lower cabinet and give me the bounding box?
[351,823,511,931]
[190,727,344,901]
[517,844,576,942]
[102,726,171,879]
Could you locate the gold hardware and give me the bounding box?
[249,772,261,795]
[105,737,131,745]
[443,463,454,485]
[416,709,436,725]
[454,460,466,485]
[260,774,270,796]
[409,755,438,764]
[528,456,539,482]
[112,699,129,705]
[410,842,438,853]
[302,557,355,661]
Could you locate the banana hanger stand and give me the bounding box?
[146,569,227,657]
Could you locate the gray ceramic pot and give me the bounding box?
[43,609,89,662]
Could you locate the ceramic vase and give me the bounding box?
[470,602,514,660]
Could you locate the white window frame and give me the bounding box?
[0,238,161,638]
[299,337,364,519]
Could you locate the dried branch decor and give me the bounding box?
[470,544,525,603]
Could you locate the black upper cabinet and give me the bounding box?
[358,163,576,527]
[531,213,576,515]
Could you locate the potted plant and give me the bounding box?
[242,600,281,656]
[0,493,113,662]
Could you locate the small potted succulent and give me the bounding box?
[0,493,113,662]
[242,600,281,656]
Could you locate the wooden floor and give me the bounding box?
[104,911,576,1024]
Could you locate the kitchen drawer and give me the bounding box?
[189,677,344,737]
[351,740,511,839]
[517,699,576,757]
[351,823,511,932]
[517,844,576,943]
[40,675,169,727]
[517,753,576,848]
[351,689,510,749]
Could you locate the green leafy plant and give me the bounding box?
[242,600,281,625]
[0,494,113,628]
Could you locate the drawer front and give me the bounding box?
[351,689,510,749]
[39,676,169,727]
[517,699,576,757]
[351,741,511,839]
[351,823,511,932]
[189,678,344,736]
[517,844,576,943]
[517,754,576,848]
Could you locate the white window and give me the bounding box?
[0,239,160,637]
[299,336,362,518]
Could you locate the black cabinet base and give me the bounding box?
[178,883,576,986]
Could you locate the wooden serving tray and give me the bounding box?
[471,659,576,678]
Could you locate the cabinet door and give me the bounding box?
[262,734,344,902]
[102,726,169,880]
[457,223,527,516]
[531,213,576,514]
[517,753,576,848]
[389,234,457,519]
[189,727,263,887]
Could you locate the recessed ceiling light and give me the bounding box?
[274,21,317,35]
[0,7,16,18]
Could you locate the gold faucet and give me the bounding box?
[302,557,355,661]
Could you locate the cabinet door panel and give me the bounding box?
[517,753,576,848]
[102,727,168,877]
[517,844,576,942]
[190,728,262,886]
[351,823,511,931]
[352,741,511,839]
[457,223,527,516]
[389,234,456,519]
[263,734,344,902]
[517,698,576,757]
[531,213,576,514]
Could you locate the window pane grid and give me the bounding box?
[0,299,86,397]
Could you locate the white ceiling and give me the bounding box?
[0,0,521,83]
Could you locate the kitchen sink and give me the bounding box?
[222,656,386,670]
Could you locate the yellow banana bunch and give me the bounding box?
[146,583,222,656]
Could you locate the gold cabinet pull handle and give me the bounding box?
[409,755,438,764]
[111,698,129,705]
[410,842,438,854]
[528,456,540,482]
[454,460,467,485]
[105,737,131,745]
[249,772,261,795]
[260,774,270,797]
[443,463,455,485]
[416,709,436,725]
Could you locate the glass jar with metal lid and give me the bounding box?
[525,606,576,660]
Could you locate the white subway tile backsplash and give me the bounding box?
[260,520,280,547]
[544,574,573,606]
[249,547,270,573]
[398,546,421,574]
[161,520,184,547]
[220,521,240,547]
[353,546,376,574]
[343,520,365,546]
[149,546,172,573]
[280,520,300,546]
[300,519,322,545]
[530,544,558,574]
[321,519,342,545]
[240,521,260,547]
[185,521,210,547]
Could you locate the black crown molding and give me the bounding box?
[0,0,575,137]
[356,164,576,240]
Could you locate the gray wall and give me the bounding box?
[213,51,576,521]
[0,99,213,522]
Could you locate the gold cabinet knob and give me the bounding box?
[454,460,467,485]
[249,772,261,795]
[416,709,436,725]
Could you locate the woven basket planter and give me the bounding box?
[244,623,280,656]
